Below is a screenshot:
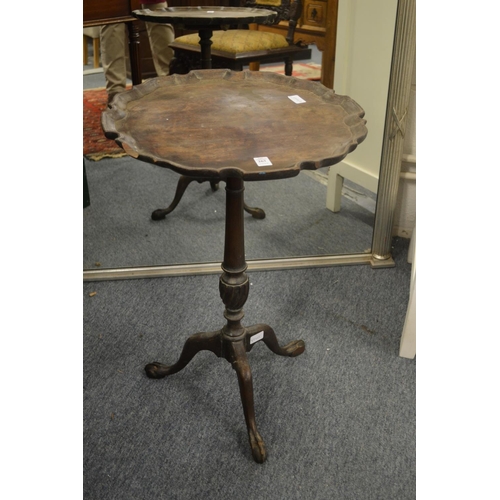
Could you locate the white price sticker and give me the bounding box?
[250,331,264,344]
[254,157,273,167]
[288,95,306,104]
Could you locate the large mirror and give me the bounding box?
[83,0,414,280]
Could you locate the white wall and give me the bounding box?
[325,0,399,213]
[332,0,399,191]
[326,0,416,239]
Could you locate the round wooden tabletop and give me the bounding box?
[102,69,367,181]
[132,6,277,26]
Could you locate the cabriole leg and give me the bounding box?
[145,330,221,378]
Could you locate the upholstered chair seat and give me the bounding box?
[174,30,290,54]
[168,0,304,76]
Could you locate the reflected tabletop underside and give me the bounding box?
[102,69,367,181]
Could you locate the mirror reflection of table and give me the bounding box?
[133,6,277,69]
[132,7,278,218]
[102,69,367,463]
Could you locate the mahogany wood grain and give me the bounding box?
[102,69,367,181]
[83,0,144,26]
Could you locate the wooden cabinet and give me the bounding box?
[252,0,338,88]
[303,0,328,30]
[84,0,138,24]
[84,0,142,84]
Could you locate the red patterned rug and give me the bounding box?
[261,62,321,80]
[83,87,128,161]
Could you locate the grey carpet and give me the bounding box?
[83,236,415,499]
[83,156,375,269]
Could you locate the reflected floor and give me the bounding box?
[84,156,375,270]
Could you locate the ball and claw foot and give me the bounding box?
[282,339,305,357]
[249,428,267,463]
[244,205,266,219]
[151,209,170,221]
[145,362,171,379]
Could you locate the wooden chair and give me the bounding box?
[169,0,304,76]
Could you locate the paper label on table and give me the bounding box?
[254,157,273,167]
[207,10,215,13]
[250,331,264,344]
[288,95,306,104]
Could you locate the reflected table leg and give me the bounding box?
[152,176,265,220]
[151,26,269,221]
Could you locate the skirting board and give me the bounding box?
[83,253,395,281]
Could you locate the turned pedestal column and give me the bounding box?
[145,177,305,463]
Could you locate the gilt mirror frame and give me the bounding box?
[83,0,415,281]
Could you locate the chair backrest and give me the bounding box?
[244,0,303,45]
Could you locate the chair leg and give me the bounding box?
[284,57,293,77]
[249,61,260,72]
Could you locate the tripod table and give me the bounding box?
[101,69,367,463]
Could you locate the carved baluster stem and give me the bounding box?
[219,176,267,462]
[219,177,249,339]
